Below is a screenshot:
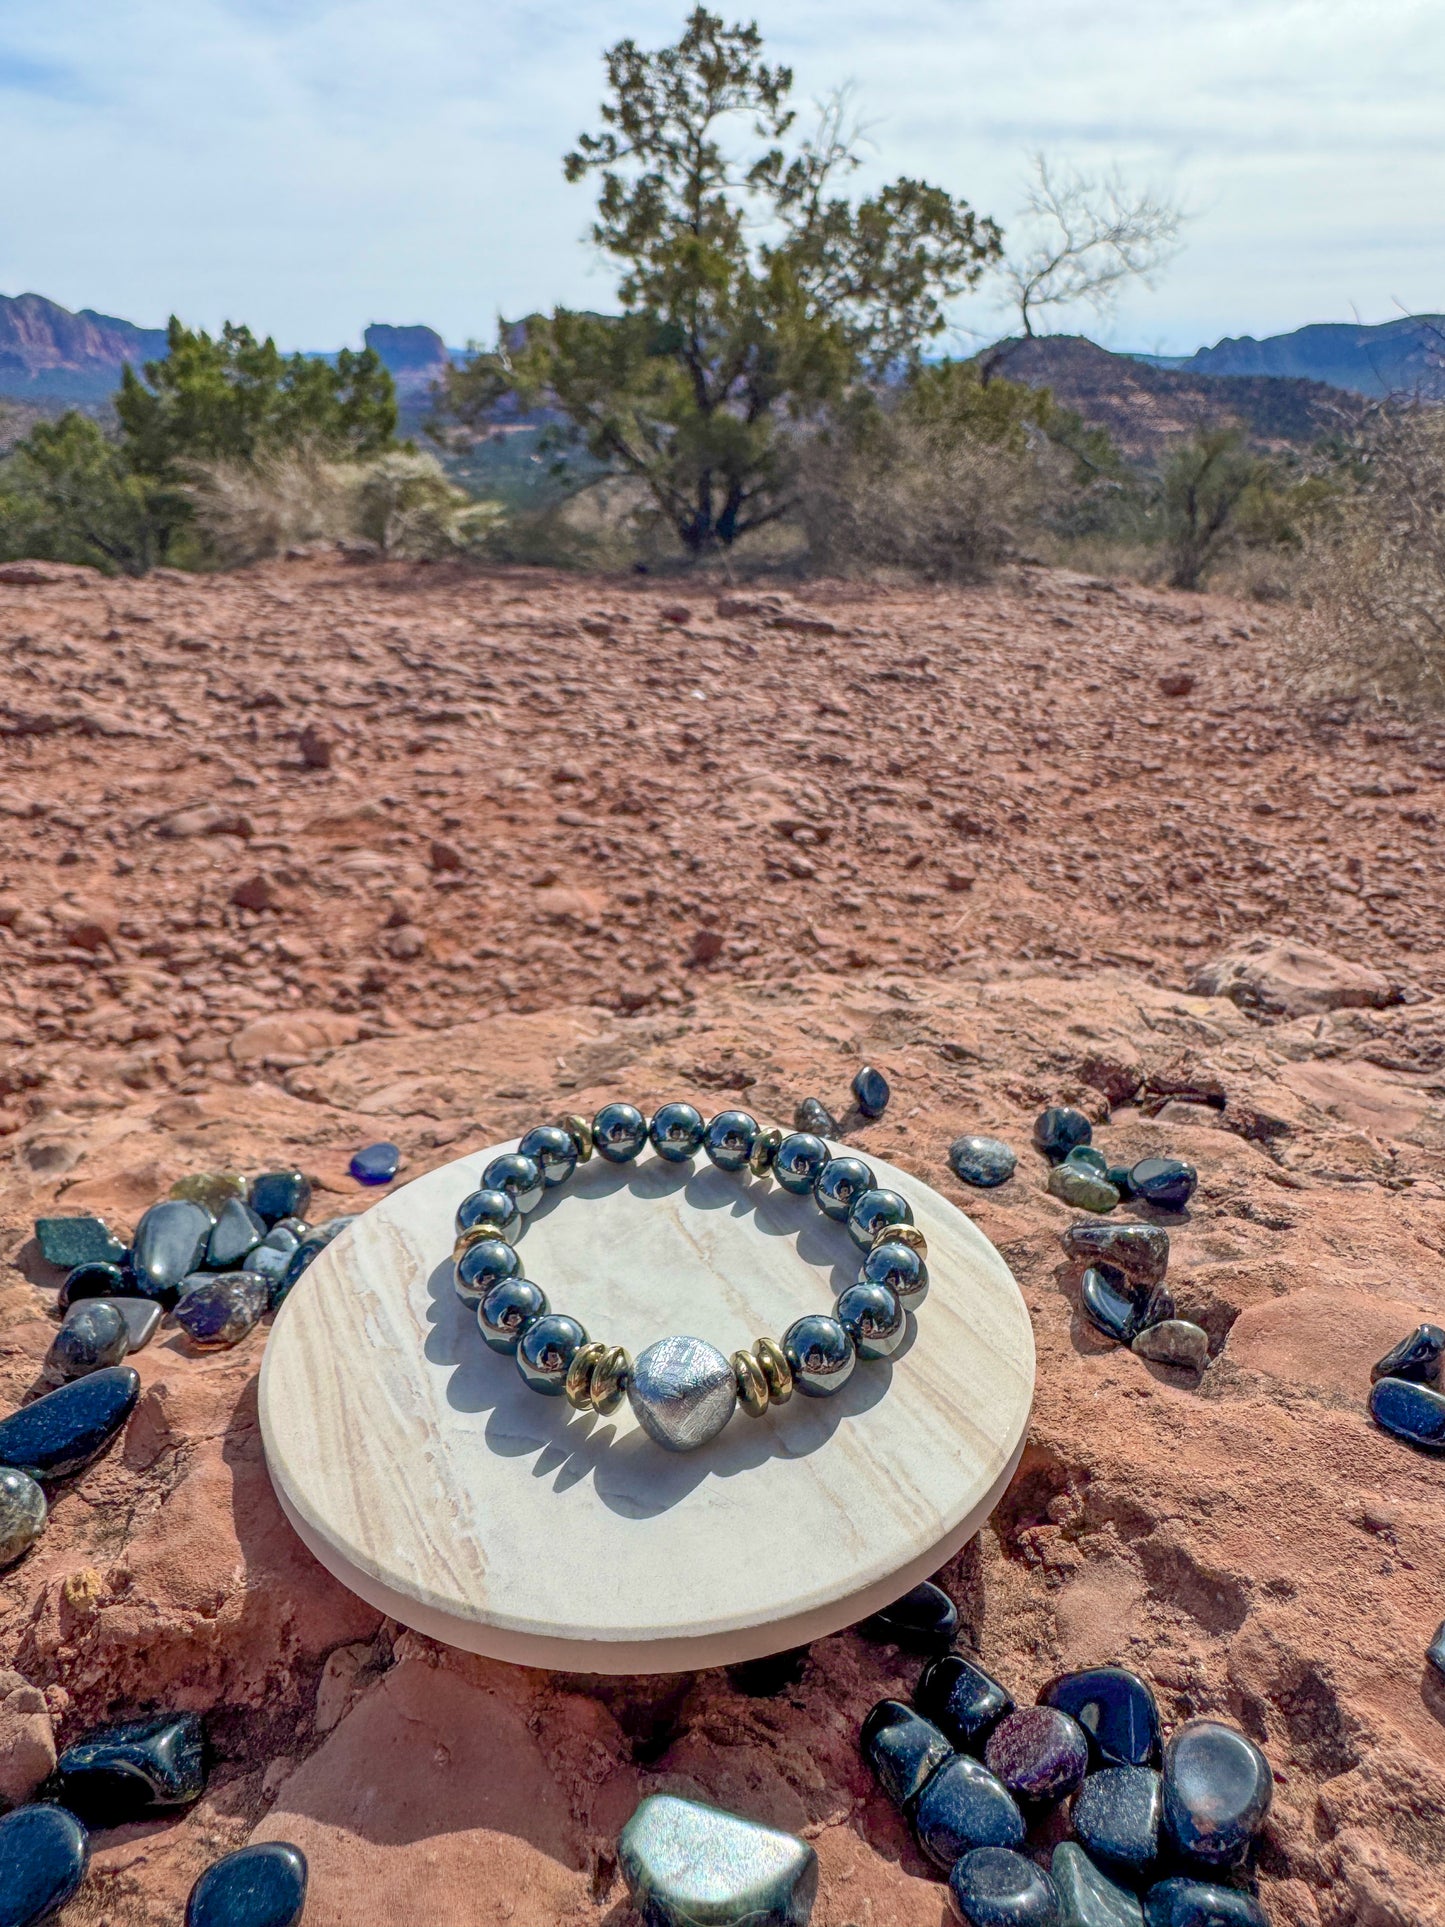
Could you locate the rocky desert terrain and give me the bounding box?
[2,552,1444,1926]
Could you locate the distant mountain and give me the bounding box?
[1132,315,1445,399]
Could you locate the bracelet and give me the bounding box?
[449,1104,930,1453]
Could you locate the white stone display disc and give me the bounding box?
[259,1138,1034,1673]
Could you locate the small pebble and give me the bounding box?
[168,1172,249,1215]
[913,1754,1025,1869]
[57,1261,130,1311]
[1050,1843,1143,1927]
[206,1198,267,1270]
[1106,1166,1136,1199]
[1071,1767,1161,1877]
[34,1215,126,1272]
[1049,1162,1120,1214]
[131,1201,213,1305]
[1063,1222,1170,1289]
[985,1706,1089,1803]
[1142,1879,1266,1927]
[859,1580,958,1654]
[1132,1321,1209,1374]
[1371,1323,1445,1385]
[1039,1668,1161,1771]
[1081,1267,1144,1345]
[173,1276,268,1350]
[861,1699,954,1808]
[0,1467,47,1568]
[185,1842,308,1927]
[0,1367,140,1481]
[949,1135,1017,1188]
[618,1793,818,1927]
[1427,1620,1445,1677]
[1128,1158,1197,1212]
[248,1170,313,1227]
[1369,1376,1445,1452]
[948,1845,1061,1926]
[915,1652,1015,1752]
[52,1711,205,1824]
[0,1804,89,1926]
[1161,1720,1272,1870]
[242,1225,303,1289]
[794,1097,839,1138]
[853,1065,890,1118]
[274,1217,357,1307]
[89,1298,163,1352]
[1033,1107,1093,1165]
[46,1302,129,1383]
[350,1141,401,1185]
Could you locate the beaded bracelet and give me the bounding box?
[450,1103,930,1453]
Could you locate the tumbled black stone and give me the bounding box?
[1063,1222,1170,1290]
[726,1647,810,1697]
[1040,1668,1162,1770]
[860,1699,953,1810]
[0,1367,140,1481]
[0,1467,47,1570]
[0,1803,89,1926]
[1106,1167,1137,1201]
[248,1171,312,1228]
[1369,1375,1445,1452]
[57,1261,131,1311]
[52,1711,205,1824]
[985,1707,1089,1803]
[1142,1879,1266,1927]
[916,1652,1015,1753]
[206,1198,267,1271]
[859,1580,958,1654]
[1081,1267,1144,1345]
[948,1846,1061,1926]
[1371,1323,1445,1386]
[274,1216,357,1306]
[89,1298,162,1352]
[1050,1843,1144,1927]
[1033,1107,1093,1166]
[173,1275,268,1350]
[1072,1768,1161,1877]
[185,1842,307,1927]
[853,1065,890,1118]
[1129,1159,1197,1213]
[913,1753,1025,1869]
[794,1096,839,1138]
[950,1136,1018,1188]
[35,1216,126,1272]
[131,1201,212,1305]
[1161,1721,1272,1870]
[46,1302,129,1383]
[1066,1146,1110,1176]
[1428,1619,1445,1677]
[240,1226,301,1291]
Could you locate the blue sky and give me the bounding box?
[1,0,1440,354]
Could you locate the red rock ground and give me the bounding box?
[2,555,1444,1926]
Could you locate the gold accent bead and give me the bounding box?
[732,1349,769,1417]
[876,1222,927,1261]
[565,1341,608,1410]
[591,1345,631,1416]
[454,1223,509,1264]
[560,1113,594,1161]
[753,1335,793,1406]
[748,1126,783,1179]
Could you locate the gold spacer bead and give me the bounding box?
[732,1348,769,1417]
[560,1113,594,1161]
[454,1223,509,1263]
[591,1345,631,1416]
[876,1222,927,1261]
[748,1126,783,1179]
[565,1341,609,1411]
[753,1335,793,1406]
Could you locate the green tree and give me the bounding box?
[0,413,158,576]
[445,9,1001,554]
[1163,427,1275,589]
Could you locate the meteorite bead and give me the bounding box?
[783,1313,857,1396]
[649,1102,707,1162]
[591,1345,631,1415]
[455,1187,522,1242]
[592,1103,649,1164]
[773,1132,831,1195]
[561,1114,594,1161]
[478,1278,549,1354]
[861,1238,930,1309]
[516,1313,589,1393]
[749,1127,783,1179]
[516,1124,579,1187]
[754,1336,794,1405]
[455,1237,523,1307]
[704,1110,760,1172]
[481,1153,546,1215]
[565,1341,609,1410]
[732,1348,770,1416]
[847,1187,914,1252]
[814,1156,877,1221]
[835,1280,907,1360]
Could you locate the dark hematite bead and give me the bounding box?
[860,1699,953,1809]
[35,1215,127,1272]
[1050,1843,1145,1927]
[515,1124,578,1187]
[185,1842,307,1927]
[794,1096,839,1138]
[0,1366,140,1481]
[516,1313,587,1394]
[1369,1375,1445,1451]
[861,1239,929,1309]
[913,1753,1026,1869]
[1072,1768,1162,1877]
[0,1804,89,1926]
[349,1141,401,1185]
[1161,1721,1272,1871]
[648,1103,706,1163]
[948,1846,1061,1926]
[47,1302,129,1382]
[1081,1266,1146,1344]
[846,1187,913,1252]
[853,1065,890,1118]
[774,1133,831,1195]
[726,1646,810,1697]
[1033,1107,1093,1166]
[1129,1158,1198,1213]
[985,1706,1089,1803]
[813,1156,876,1221]
[58,1261,131,1311]
[1142,1879,1266,1927]
[52,1711,206,1823]
[173,1275,268,1350]
[835,1281,906,1360]
[702,1110,759,1173]
[131,1201,212,1305]
[273,1217,356,1307]
[455,1188,522,1243]
[915,1653,1015,1752]
[1372,1323,1445,1385]
[478,1278,548,1354]
[456,1238,523,1305]
[860,1579,958,1653]
[1040,1668,1162,1770]
[0,1467,47,1569]
[481,1153,546,1214]
[248,1171,312,1228]
[782,1314,855,1396]
[949,1136,1017,1189]
[1063,1221,1170,1290]
[205,1198,267,1271]
[592,1103,649,1164]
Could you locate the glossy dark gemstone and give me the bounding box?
[774,1133,831,1195]
[1072,1769,1162,1877]
[57,1261,131,1311]
[480,1153,545,1214]
[1106,1166,1137,1201]
[515,1313,587,1394]
[648,1103,706,1163]
[794,1097,839,1137]
[173,1275,268,1349]
[274,1217,356,1307]
[1063,1222,1170,1289]
[478,1278,549,1354]
[1161,1721,1272,1870]
[1081,1267,1146,1344]
[89,1298,162,1352]
[52,1711,205,1823]
[703,1110,759,1173]
[205,1198,266,1270]
[813,1156,876,1221]
[913,1754,1026,1869]
[835,1281,906,1360]
[1129,1159,1198,1213]
[948,1846,1061,1926]
[35,1215,126,1272]
[241,1227,301,1291]
[1142,1879,1266,1927]
[1066,1146,1110,1177]
[1372,1323,1445,1385]
[1428,1619,1445,1677]
[131,1201,212,1305]
[860,1699,953,1809]
[1039,1668,1162,1770]
[782,1314,855,1396]
[949,1136,1018,1189]
[0,1803,89,1927]
[47,1302,129,1382]
[1050,1843,1144,1927]
[1369,1375,1445,1451]
[248,1171,312,1227]
[853,1065,890,1118]
[185,1842,307,1927]
[859,1579,958,1653]
[0,1468,47,1569]
[455,1237,523,1306]
[861,1239,929,1309]
[515,1124,578,1186]
[1048,1162,1120,1214]
[846,1187,913,1252]
[726,1647,809,1697]
[454,1188,521,1243]
[1133,1321,1209,1373]
[0,1366,139,1481]
[916,1652,1015,1752]
[592,1103,649,1164]
[985,1706,1089,1803]
[350,1141,401,1185]
[1033,1107,1093,1166]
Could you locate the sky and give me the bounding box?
[1,0,1441,356]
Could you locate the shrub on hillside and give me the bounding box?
[0,413,157,575]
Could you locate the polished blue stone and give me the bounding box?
[648,1103,706,1162]
[1161,1721,1272,1871]
[914,1754,1026,1870]
[835,1281,905,1360]
[860,1699,953,1809]
[1142,1880,1266,1927]
[185,1843,307,1927]
[0,1468,47,1570]
[456,1237,523,1306]
[1081,1266,1146,1344]
[131,1201,212,1305]
[793,1097,839,1137]
[853,1065,890,1118]
[846,1187,913,1252]
[241,1226,301,1290]
[47,1302,129,1382]
[349,1141,401,1185]
[1050,1844,1143,1927]
[273,1217,356,1307]
[949,1136,1017,1188]
[860,1239,928,1310]
[1370,1375,1445,1451]
[516,1125,578,1186]
[1033,1107,1093,1166]
[813,1156,875,1221]
[782,1314,855,1396]
[1063,1222,1170,1289]
[248,1171,312,1228]
[52,1710,205,1824]
[948,1846,1061,1926]
[35,1216,126,1272]
[1372,1323,1445,1385]
[1072,1768,1162,1877]
[774,1133,831,1194]
[174,1275,268,1349]
[916,1653,1015,1752]
[481,1153,545,1214]
[516,1313,587,1393]
[860,1579,957,1653]
[1129,1159,1197,1212]
[478,1277,549,1353]
[1040,1668,1162,1770]
[455,1188,522,1243]
[592,1103,649,1164]
[703,1110,760,1173]
[206,1198,267,1270]
[0,1366,139,1481]
[0,1804,88,1927]
[57,1261,131,1311]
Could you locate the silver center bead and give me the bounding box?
[627,1336,738,1452]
